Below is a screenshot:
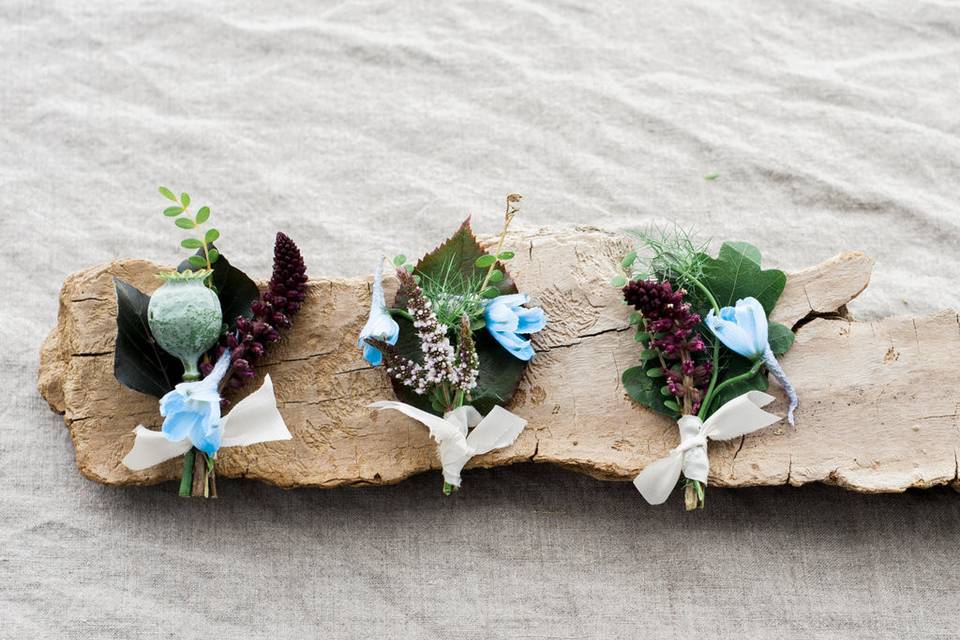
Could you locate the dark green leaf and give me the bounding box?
[159,186,177,202]
[660,384,672,396]
[497,251,515,260]
[208,248,220,264]
[195,206,210,224]
[634,330,649,343]
[628,312,642,325]
[646,367,664,378]
[178,247,259,328]
[711,354,769,412]
[610,275,627,287]
[640,349,659,362]
[205,228,220,243]
[480,286,500,299]
[112,278,183,398]
[700,241,786,315]
[163,206,183,217]
[768,321,795,355]
[664,399,681,413]
[175,218,195,230]
[475,255,497,269]
[622,365,679,418]
[181,238,203,249]
[414,218,516,299]
[188,255,207,268]
[180,192,191,207]
[488,269,504,284]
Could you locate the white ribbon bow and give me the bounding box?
[368,401,527,487]
[122,375,292,471]
[633,391,782,505]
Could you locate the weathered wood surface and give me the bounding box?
[38,228,960,493]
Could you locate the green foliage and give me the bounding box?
[158,186,222,272]
[622,363,679,419]
[699,241,786,315]
[768,321,795,355]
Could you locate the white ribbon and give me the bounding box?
[633,391,782,505]
[368,401,527,487]
[122,375,292,471]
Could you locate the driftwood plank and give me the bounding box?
[38,229,959,493]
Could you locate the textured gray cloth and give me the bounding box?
[3,1,960,638]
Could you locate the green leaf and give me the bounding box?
[497,251,515,260]
[205,228,220,243]
[622,365,678,418]
[393,255,407,267]
[610,275,627,287]
[208,248,220,264]
[178,247,259,328]
[475,255,497,269]
[628,312,642,325]
[163,206,183,217]
[112,279,182,398]
[700,241,786,315]
[175,218,195,230]
[664,399,681,413]
[181,238,203,249]
[180,192,191,207]
[188,255,206,268]
[488,269,504,284]
[159,186,177,202]
[415,219,516,299]
[634,330,649,343]
[660,384,672,396]
[640,349,659,362]
[704,173,720,181]
[195,206,210,224]
[711,354,769,411]
[621,251,637,269]
[646,367,664,378]
[480,286,500,299]
[768,321,795,355]
[404,263,414,273]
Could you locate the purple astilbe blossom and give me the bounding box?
[202,232,308,400]
[452,315,479,395]
[623,279,711,415]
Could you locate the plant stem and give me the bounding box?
[478,194,521,293]
[388,308,414,321]
[179,448,195,497]
[699,358,764,418]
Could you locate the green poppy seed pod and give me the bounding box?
[147,270,223,381]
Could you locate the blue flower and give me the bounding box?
[159,350,231,456]
[484,293,547,361]
[704,297,768,359]
[358,259,400,366]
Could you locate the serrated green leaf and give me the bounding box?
[475,255,497,269]
[488,269,504,284]
[700,241,785,315]
[621,251,637,269]
[768,321,795,355]
[181,238,203,249]
[163,206,183,217]
[498,251,515,260]
[205,228,219,243]
[175,218,195,230]
[610,275,627,287]
[188,255,206,267]
[159,186,177,202]
[180,192,191,207]
[646,367,664,378]
[195,206,210,224]
[393,255,406,267]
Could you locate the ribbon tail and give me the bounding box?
[703,390,783,441]
[464,406,527,456]
[219,375,292,448]
[633,451,685,505]
[763,347,798,426]
[122,426,192,471]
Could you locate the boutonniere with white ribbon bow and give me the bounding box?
[359,196,545,492]
[614,233,799,510]
[111,186,307,497]
[633,391,781,505]
[369,401,527,491]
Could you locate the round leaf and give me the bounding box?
[208,248,220,263]
[610,275,627,287]
[475,255,497,269]
[480,286,500,299]
[393,255,407,267]
[175,217,195,229]
[181,238,203,249]
[488,269,504,284]
[621,251,637,269]
[188,255,207,268]
[180,192,191,207]
[163,206,183,217]
[205,228,220,243]
[646,367,664,378]
[664,399,681,413]
[195,206,210,224]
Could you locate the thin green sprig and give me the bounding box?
[159,186,221,272]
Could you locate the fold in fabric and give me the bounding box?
[122,375,292,471]
[633,391,782,505]
[369,401,527,487]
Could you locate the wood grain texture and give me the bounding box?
[38,228,958,493]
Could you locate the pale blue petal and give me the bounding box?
[705,312,758,358]
[490,329,535,361]
[191,421,222,456]
[363,342,384,367]
[162,410,199,442]
[515,306,546,334]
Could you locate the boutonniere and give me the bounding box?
[360,195,546,493]
[114,187,308,497]
[612,231,798,510]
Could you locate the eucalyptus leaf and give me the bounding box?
[180,192,191,207]
[646,367,664,378]
[175,218,195,230]
[393,255,406,267]
[488,269,504,284]
[188,255,206,268]
[181,238,203,249]
[205,228,220,243]
[196,206,210,224]
[621,251,637,269]
[163,206,183,217]
[159,186,177,202]
[497,251,515,260]
[610,275,627,287]
[113,278,183,398]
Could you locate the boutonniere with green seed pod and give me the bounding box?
[113,187,308,498]
[360,195,547,494]
[610,229,798,510]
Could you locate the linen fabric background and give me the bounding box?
[3,1,960,638]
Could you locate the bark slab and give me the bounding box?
[38,228,959,493]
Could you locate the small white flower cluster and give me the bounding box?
[412,295,458,388]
